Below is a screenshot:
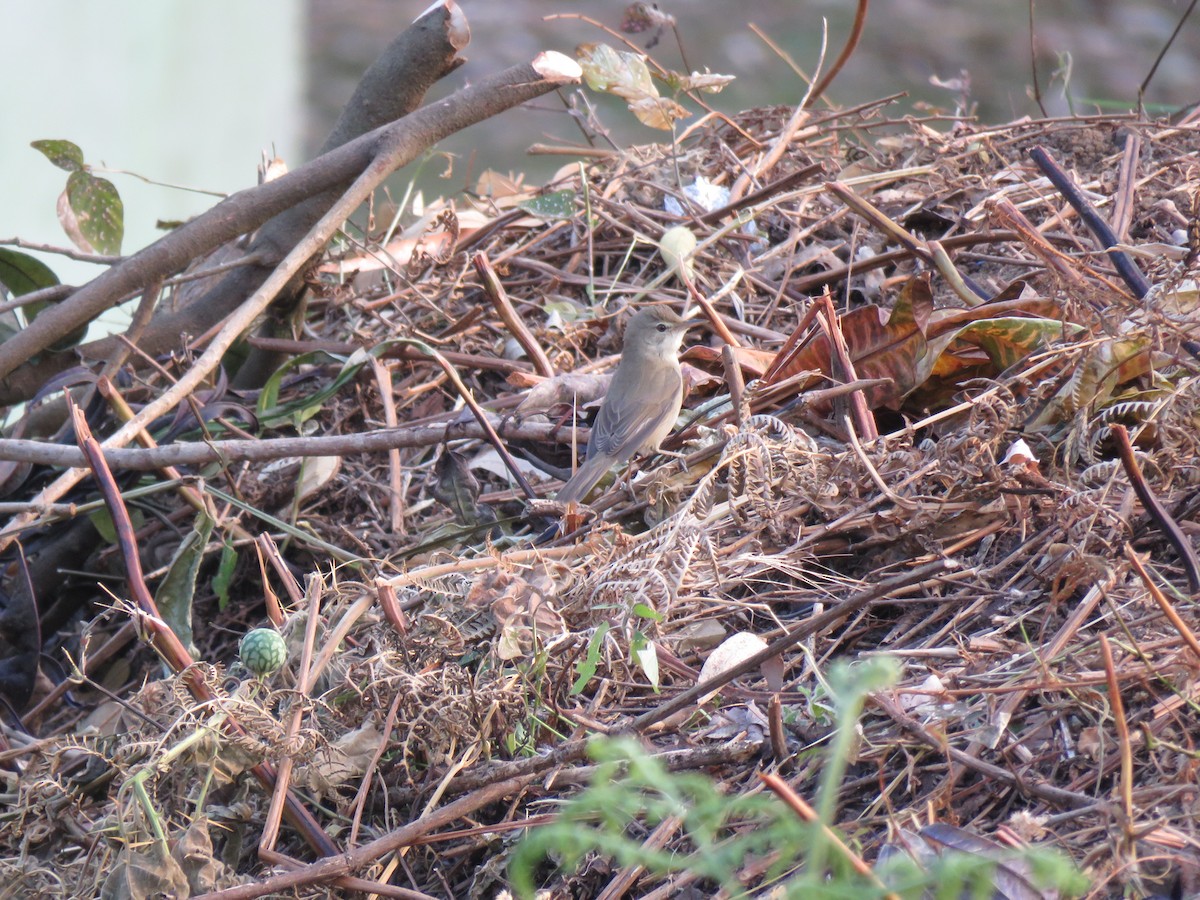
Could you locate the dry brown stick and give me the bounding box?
[526,143,616,159]
[0,500,75,514]
[247,335,534,374]
[596,815,683,900]
[1098,634,1135,841]
[826,180,929,259]
[376,580,409,635]
[1111,131,1142,243]
[843,414,913,508]
[194,774,536,900]
[759,293,824,386]
[257,533,304,610]
[758,772,890,892]
[806,0,870,106]
[255,855,439,900]
[396,729,593,801]
[721,343,747,429]
[98,279,162,381]
[1124,544,1200,661]
[473,251,555,377]
[1028,144,1151,298]
[96,376,204,507]
[404,338,538,500]
[95,377,259,546]
[21,620,137,726]
[369,356,407,534]
[0,236,120,264]
[67,397,338,858]
[403,815,557,848]
[530,742,764,793]
[986,198,1088,286]
[261,575,325,853]
[252,538,286,626]
[817,292,877,441]
[767,694,788,764]
[380,543,592,590]
[0,418,576,471]
[1111,423,1200,593]
[0,282,77,315]
[680,271,741,348]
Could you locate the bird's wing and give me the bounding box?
[589,363,682,461]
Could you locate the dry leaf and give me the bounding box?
[697,632,770,703]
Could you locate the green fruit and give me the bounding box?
[240,627,286,677]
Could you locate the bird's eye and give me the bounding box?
[657,323,668,332]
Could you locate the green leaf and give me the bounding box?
[257,342,404,427]
[89,506,144,544]
[576,42,689,130]
[630,630,660,690]
[571,623,610,695]
[2,250,85,351]
[827,657,900,702]
[542,300,584,323]
[89,508,118,544]
[31,139,85,172]
[64,170,124,255]
[578,43,657,101]
[517,189,576,220]
[632,602,663,622]
[955,316,1070,370]
[257,350,341,425]
[213,540,238,610]
[0,249,59,297]
[154,510,215,655]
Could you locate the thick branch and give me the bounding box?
[0,419,577,470]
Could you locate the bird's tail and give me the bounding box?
[554,453,614,505]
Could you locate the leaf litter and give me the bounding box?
[4,100,1200,897]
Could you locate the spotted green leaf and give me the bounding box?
[63,170,124,255]
[31,139,85,172]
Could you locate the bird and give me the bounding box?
[556,306,693,505]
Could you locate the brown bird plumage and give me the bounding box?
[556,306,692,505]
